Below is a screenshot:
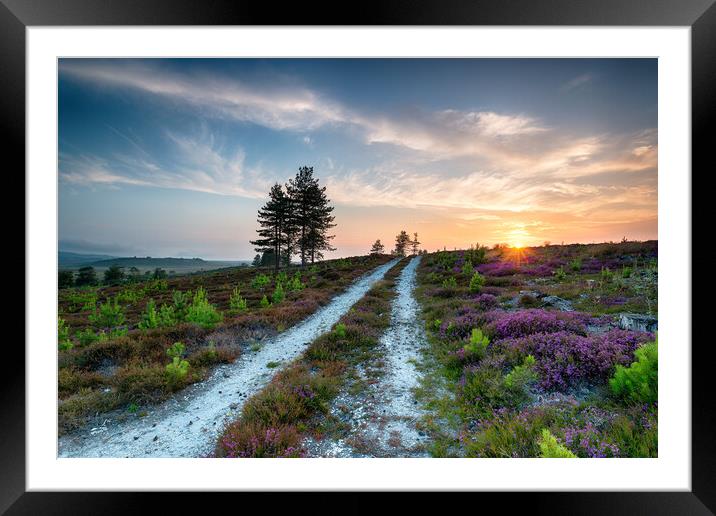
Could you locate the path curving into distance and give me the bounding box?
[305,255,431,457]
[59,258,400,458]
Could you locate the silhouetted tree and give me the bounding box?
[75,266,98,287]
[286,166,335,265]
[410,232,421,255]
[152,267,167,280]
[252,254,262,267]
[370,239,385,255]
[393,230,411,256]
[251,183,292,272]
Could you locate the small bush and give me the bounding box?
[553,266,567,280]
[288,271,305,292]
[157,304,177,327]
[442,276,457,289]
[469,271,485,293]
[334,323,347,339]
[252,273,271,290]
[165,342,190,388]
[229,287,248,312]
[272,283,285,305]
[609,339,658,403]
[260,295,271,308]
[504,354,538,395]
[138,299,159,329]
[465,328,489,358]
[75,327,100,347]
[569,258,582,272]
[462,259,474,277]
[58,317,72,351]
[88,297,125,328]
[172,290,191,321]
[185,287,223,329]
[539,429,576,458]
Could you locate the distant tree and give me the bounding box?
[252,254,262,267]
[251,183,292,272]
[286,166,336,265]
[152,267,167,280]
[104,264,125,285]
[393,230,411,256]
[75,266,98,287]
[128,266,141,282]
[58,270,74,289]
[370,239,385,255]
[410,232,421,255]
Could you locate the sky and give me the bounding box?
[58,58,657,260]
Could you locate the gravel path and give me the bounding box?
[58,258,400,458]
[305,256,431,457]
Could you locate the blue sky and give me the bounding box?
[58,58,657,259]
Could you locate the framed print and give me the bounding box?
[5,0,712,513]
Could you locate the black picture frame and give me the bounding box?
[5,0,711,513]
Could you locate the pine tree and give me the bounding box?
[370,239,385,255]
[250,183,292,272]
[410,232,421,255]
[286,166,336,265]
[393,230,411,256]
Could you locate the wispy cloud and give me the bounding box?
[561,73,594,92]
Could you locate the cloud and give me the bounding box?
[60,60,349,133]
[59,126,271,198]
[562,73,594,92]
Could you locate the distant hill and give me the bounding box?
[90,256,210,268]
[59,251,118,267]
[58,252,250,274]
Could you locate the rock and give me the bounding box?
[229,403,238,410]
[618,313,658,332]
[541,295,574,311]
[152,435,159,442]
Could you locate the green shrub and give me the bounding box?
[569,258,582,272]
[172,290,191,321]
[88,298,125,328]
[504,355,538,396]
[334,323,347,339]
[158,304,177,327]
[116,287,144,304]
[165,342,190,388]
[252,274,271,290]
[66,289,97,313]
[464,328,489,358]
[469,271,485,293]
[609,339,658,403]
[276,271,288,284]
[442,276,457,289]
[185,287,223,329]
[271,283,285,305]
[138,299,159,329]
[621,266,633,278]
[539,428,576,458]
[462,259,474,277]
[553,266,567,280]
[260,295,271,308]
[288,271,305,292]
[75,328,100,347]
[58,317,72,351]
[229,287,248,312]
